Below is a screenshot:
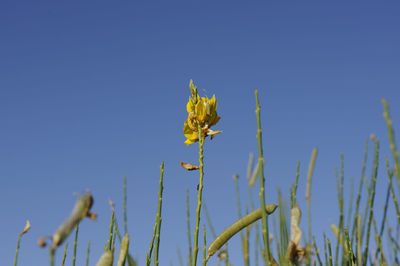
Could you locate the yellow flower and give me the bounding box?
[183,81,221,145]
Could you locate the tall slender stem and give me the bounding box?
[362,140,379,265]
[193,126,205,266]
[386,156,400,224]
[351,138,368,243]
[154,162,164,266]
[14,234,22,266]
[61,242,68,266]
[382,99,400,187]
[124,175,128,235]
[306,147,318,248]
[334,154,344,266]
[72,223,79,266]
[146,162,164,266]
[85,240,90,266]
[49,247,55,266]
[108,211,115,251]
[255,90,271,265]
[203,225,207,266]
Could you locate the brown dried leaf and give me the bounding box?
[180,161,200,171]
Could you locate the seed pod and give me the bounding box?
[21,220,31,235]
[96,250,114,266]
[207,204,277,259]
[52,192,96,247]
[286,205,303,263]
[117,234,130,266]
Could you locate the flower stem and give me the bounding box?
[254,90,271,266]
[14,234,22,266]
[203,225,207,266]
[192,126,205,266]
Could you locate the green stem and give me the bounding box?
[291,161,300,209]
[362,139,379,266]
[313,236,323,266]
[49,247,55,266]
[371,212,387,264]
[327,238,333,266]
[334,154,344,266]
[112,221,117,251]
[72,223,79,266]
[255,90,271,266]
[382,99,400,189]
[85,240,90,266]
[386,156,400,224]
[203,225,207,266]
[108,211,115,251]
[192,125,205,266]
[323,234,328,266]
[146,163,164,266]
[248,185,261,266]
[247,154,261,266]
[61,242,68,266]
[146,223,157,266]
[351,138,368,243]
[124,175,128,235]
[247,157,261,266]
[346,176,354,230]
[374,181,391,261]
[154,162,164,266]
[344,229,355,265]
[14,234,22,266]
[306,148,318,247]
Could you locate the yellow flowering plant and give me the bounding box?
[183,80,221,145]
[182,79,222,266]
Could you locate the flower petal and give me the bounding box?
[183,120,199,145]
[186,97,194,113]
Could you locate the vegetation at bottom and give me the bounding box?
[13,81,400,265]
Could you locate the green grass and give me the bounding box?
[15,89,400,265]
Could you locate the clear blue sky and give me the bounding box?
[1,1,399,265]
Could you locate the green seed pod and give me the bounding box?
[207,204,277,259]
[52,192,96,247]
[117,234,130,266]
[96,250,114,266]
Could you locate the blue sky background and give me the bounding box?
[1,1,400,265]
